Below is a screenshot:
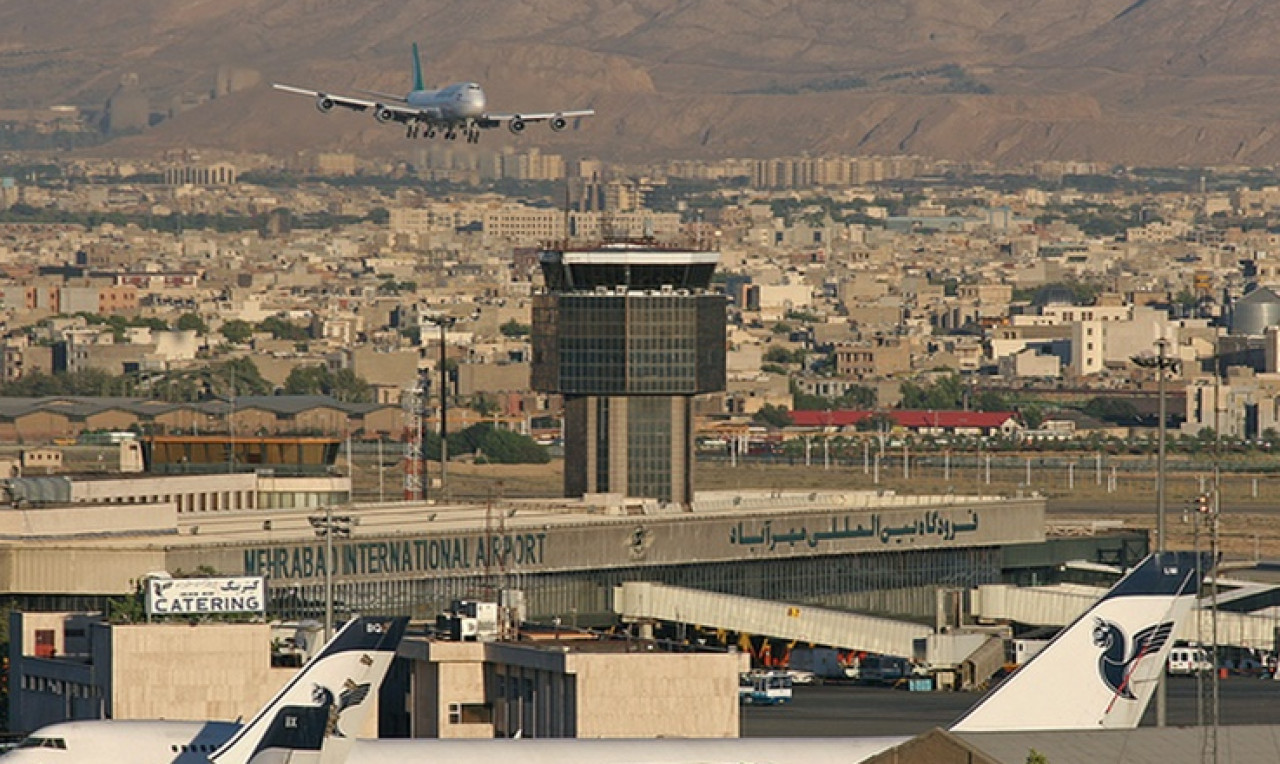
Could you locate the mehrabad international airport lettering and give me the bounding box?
[243,532,548,580]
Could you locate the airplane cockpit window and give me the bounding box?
[467,84,480,91]
[16,737,67,750]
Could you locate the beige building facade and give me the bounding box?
[9,616,300,733]
[403,638,747,739]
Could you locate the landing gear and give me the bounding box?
[444,129,457,140]
[425,128,436,139]
[466,128,481,144]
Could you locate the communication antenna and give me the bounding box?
[401,374,426,501]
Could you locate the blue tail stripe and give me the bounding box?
[1100,551,1210,601]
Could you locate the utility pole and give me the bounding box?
[310,507,352,641]
[436,316,457,501]
[1131,335,1178,727]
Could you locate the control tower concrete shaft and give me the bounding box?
[532,241,726,505]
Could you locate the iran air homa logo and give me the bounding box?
[1091,617,1175,699]
[312,679,373,738]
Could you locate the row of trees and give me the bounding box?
[0,358,375,403]
[419,423,550,464]
[218,315,310,344]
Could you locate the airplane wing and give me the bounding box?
[482,109,595,123]
[478,109,595,132]
[272,84,419,123]
[354,88,410,104]
[272,83,378,112]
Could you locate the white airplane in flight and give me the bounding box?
[273,44,595,143]
[3,552,1205,764]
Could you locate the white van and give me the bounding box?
[1167,646,1213,675]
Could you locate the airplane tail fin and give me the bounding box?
[211,616,409,764]
[411,43,424,92]
[950,551,1207,733]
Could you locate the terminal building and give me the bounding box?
[532,240,726,505]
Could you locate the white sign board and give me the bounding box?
[146,576,266,616]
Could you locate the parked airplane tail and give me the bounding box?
[211,616,409,764]
[411,43,425,92]
[950,551,1208,733]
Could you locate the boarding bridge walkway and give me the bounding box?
[613,581,932,658]
[972,583,1277,649]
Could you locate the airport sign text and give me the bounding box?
[146,576,266,615]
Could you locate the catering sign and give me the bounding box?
[146,576,266,615]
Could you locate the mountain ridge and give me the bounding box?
[5,0,1280,165]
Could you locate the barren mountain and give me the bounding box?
[6,0,1280,165]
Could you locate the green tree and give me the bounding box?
[283,365,373,403]
[974,390,1010,411]
[500,320,531,338]
[1083,397,1140,424]
[900,374,965,410]
[471,394,500,417]
[1020,404,1045,430]
[330,368,373,403]
[259,315,310,342]
[0,368,126,397]
[106,582,146,624]
[209,357,273,398]
[176,312,208,333]
[220,319,254,344]
[764,346,802,364]
[423,424,549,464]
[284,365,330,396]
[753,404,793,428]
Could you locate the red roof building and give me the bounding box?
[789,410,1022,436]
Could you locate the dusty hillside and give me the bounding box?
[6,0,1280,164]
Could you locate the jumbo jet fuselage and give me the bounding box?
[404,82,486,121]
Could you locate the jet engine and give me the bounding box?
[374,105,396,124]
[509,117,526,135]
[549,115,568,132]
[316,96,335,113]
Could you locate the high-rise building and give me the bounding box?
[532,242,726,504]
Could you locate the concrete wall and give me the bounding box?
[9,618,380,736]
[0,501,175,539]
[411,641,493,738]
[0,546,167,595]
[403,638,745,740]
[570,651,745,738]
[106,623,279,721]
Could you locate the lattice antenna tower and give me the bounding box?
[401,379,426,501]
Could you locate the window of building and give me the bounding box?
[447,702,493,724]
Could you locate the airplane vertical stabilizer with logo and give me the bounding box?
[950,551,1207,733]
[211,616,408,764]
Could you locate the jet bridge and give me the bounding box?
[971,583,1278,649]
[613,581,932,658]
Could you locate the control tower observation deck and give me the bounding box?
[532,240,727,505]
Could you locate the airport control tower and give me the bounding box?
[532,240,726,505]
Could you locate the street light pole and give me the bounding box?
[310,507,352,641]
[1156,336,1168,555]
[325,505,333,639]
[1131,336,1178,728]
[437,317,455,501]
